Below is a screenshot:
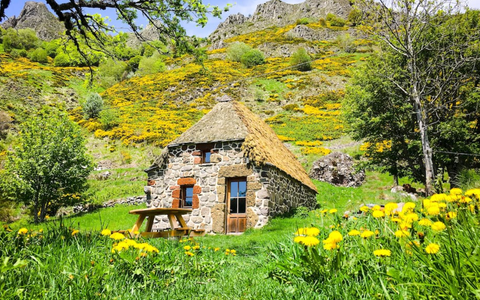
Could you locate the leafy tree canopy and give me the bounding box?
[0,0,230,63]
[1,107,94,223]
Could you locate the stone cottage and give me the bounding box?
[144,98,317,234]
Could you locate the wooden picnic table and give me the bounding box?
[129,207,192,238]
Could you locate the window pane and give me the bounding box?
[230,198,237,214]
[230,181,238,198]
[204,152,211,163]
[185,196,193,207]
[186,187,193,197]
[238,198,246,213]
[239,181,247,197]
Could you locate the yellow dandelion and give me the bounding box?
[372,205,381,211]
[302,236,320,247]
[193,245,200,250]
[402,202,416,213]
[348,229,360,236]
[294,236,306,244]
[425,243,440,254]
[391,217,402,223]
[418,218,433,226]
[373,249,391,257]
[71,230,79,236]
[183,246,191,251]
[372,210,385,218]
[328,231,343,243]
[427,205,440,216]
[329,208,338,214]
[185,251,195,257]
[431,221,446,232]
[101,229,111,236]
[450,188,462,195]
[18,228,28,235]
[214,247,220,252]
[323,241,338,250]
[459,196,472,204]
[109,232,126,240]
[384,203,398,215]
[360,230,374,239]
[360,206,369,212]
[394,230,410,238]
[446,211,457,220]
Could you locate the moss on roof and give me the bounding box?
[168,101,249,146]
[233,102,317,192]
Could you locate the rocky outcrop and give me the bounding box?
[309,152,365,187]
[209,0,352,45]
[1,2,65,41]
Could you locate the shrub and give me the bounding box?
[318,18,327,27]
[97,58,128,88]
[326,13,346,27]
[283,103,299,111]
[43,40,60,58]
[136,53,166,76]
[296,18,315,25]
[347,9,362,26]
[28,48,48,63]
[53,53,72,67]
[9,48,27,58]
[82,93,104,120]
[226,42,252,62]
[290,48,312,71]
[99,108,120,130]
[336,34,356,53]
[240,49,265,68]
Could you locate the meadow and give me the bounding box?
[2,174,479,299]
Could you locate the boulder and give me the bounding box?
[309,152,365,187]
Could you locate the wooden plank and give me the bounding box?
[129,208,192,215]
[175,213,188,228]
[131,215,146,233]
[145,215,154,232]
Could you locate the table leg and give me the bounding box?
[145,215,154,232]
[131,215,146,234]
[175,214,188,228]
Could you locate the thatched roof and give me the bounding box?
[168,101,249,146]
[234,102,317,192]
[166,101,317,192]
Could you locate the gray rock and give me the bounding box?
[309,152,365,187]
[1,2,65,41]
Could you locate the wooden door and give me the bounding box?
[226,178,247,234]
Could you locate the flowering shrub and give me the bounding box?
[272,188,480,298]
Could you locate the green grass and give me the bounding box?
[315,171,419,213]
[87,168,146,204]
[8,204,147,232]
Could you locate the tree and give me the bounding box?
[348,1,480,193]
[0,1,229,63]
[82,93,104,119]
[226,42,252,62]
[1,108,93,223]
[241,49,265,68]
[290,47,312,71]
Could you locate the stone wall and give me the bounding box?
[265,165,317,215]
[146,140,317,233]
[146,140,269,232]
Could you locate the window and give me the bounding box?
[197,143,214,164]
[181,186,193,208]
[203,151,211,163]
[229,179,247,214]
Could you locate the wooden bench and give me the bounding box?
[190,229,206,237]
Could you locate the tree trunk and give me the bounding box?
[33,190,40,224]
[412,93,435,195]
